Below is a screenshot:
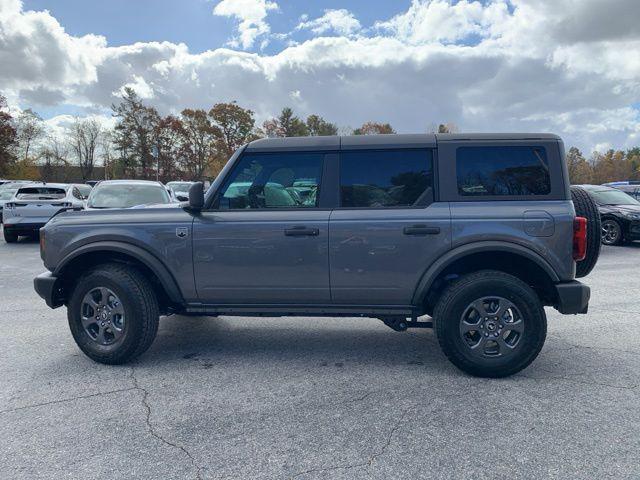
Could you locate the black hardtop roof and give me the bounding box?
[245,133,561,152]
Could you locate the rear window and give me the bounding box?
[456,146,551,196]
[340,149,433,208]
[16,187,67,199]
[88,183,170,208]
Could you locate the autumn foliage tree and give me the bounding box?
[352,121,396,135]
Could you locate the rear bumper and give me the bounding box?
[4,222,45,235]
[34,272,64,309]
[553,280,590,314]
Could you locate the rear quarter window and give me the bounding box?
[456,146,551,196]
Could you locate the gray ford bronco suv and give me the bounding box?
[34,134,600,377]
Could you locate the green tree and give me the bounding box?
[178,109,217,180]
[209,102,258,157]
[352,121,395,135]
[306,114,338,136]
[111,87,160,178]
[566,147,593,184]
[0,94,17,175]
[263,107,309,137]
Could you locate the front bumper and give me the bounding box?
[553,280,590,314]
[624,220,640,240]
[34,271,64,309]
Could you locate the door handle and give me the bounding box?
[403,225,440,235]
[284,226,320,236]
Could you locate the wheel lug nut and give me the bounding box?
[484,333,489,337]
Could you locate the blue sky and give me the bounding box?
[4,0,640,153]
[23,0,410,53]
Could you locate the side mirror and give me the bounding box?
[188,182,204,211]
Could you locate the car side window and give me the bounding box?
[339,149,434,208]
[72,187,82,200]
[217,152,324,209]
[456,146,551,196]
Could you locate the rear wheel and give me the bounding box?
[434,270,547,378]
[601,218,623,246]
[67,263,159,364]
[3,227,18,243]
[570,186,601,277]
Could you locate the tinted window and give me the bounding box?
[76,185,92,198]
[340,149,433,208]
[456,146,551,196]
[218,152,324,209]
[88,184,170,208]
[16,187,67,199]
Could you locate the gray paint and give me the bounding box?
[36,133,585,316]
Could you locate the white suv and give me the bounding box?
[3,183,85,243]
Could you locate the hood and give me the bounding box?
[599,203,640,215]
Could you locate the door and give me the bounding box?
[193,151,330,304]
[329,148,451,305]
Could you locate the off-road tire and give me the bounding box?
[67,263,159,364]
[3,228,18,243]
[570,186,601,277]
[434,270,547,378]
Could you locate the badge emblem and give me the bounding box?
[176,227,188,239]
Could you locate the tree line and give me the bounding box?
[0,90,638,185]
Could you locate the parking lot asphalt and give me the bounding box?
[0,237,638,480]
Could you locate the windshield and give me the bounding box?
[167,182,193,191]
[590,188,640,206]
[88,183,170,208]
[0,189,17,200]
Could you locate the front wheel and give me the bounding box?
[434,270,547,378]
[601,219,623,246]
[67,263,159,364]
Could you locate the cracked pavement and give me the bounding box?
[1,238,639,479]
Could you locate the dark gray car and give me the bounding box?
[34,134,597,377]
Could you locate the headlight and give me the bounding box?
[624,213,640,220]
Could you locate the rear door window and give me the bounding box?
[339,149,433,208]
[456,146,551,196]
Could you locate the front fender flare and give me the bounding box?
[54,241,184,304]
[411,241,560,305]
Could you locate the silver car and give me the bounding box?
[85,180,172,209]
[3,183,85,242]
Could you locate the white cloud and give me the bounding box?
[114,75,155,99]
[296,9,361,36]
[212,0,278,50]
[1,0,640,154]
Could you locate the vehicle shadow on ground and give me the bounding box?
[144,315,448,370]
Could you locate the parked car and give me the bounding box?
[609,183,640,202]
[0,185,20,222]
[85,180,172,209]
[166,181,195,202]
[35,133,599,378]
[578,184,640,245]
[3,183,85,242]
[74,183,93,200]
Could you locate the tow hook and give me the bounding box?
[382,317,409,331]
[381,316,434,332]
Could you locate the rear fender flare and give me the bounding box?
[411,241,560,305]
